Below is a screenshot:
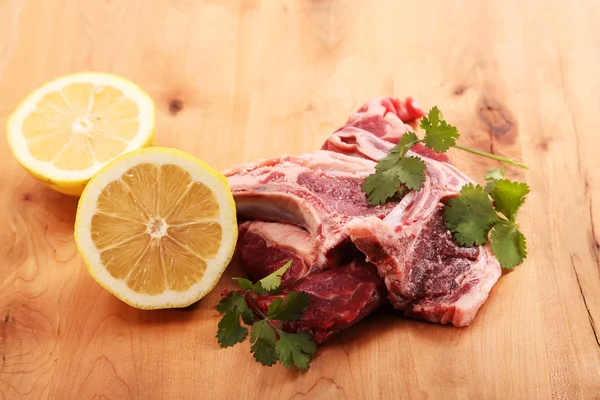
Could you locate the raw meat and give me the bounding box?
[237,221,321,286]
[226,151,398,268]
[347,205,500,326]
[324,96,451,163]
[249,256,387,345]
[323,125,451,164]
[237,220,385,343]
[339,96,424,143]
[324,124,501,325]
[226,96,502,328]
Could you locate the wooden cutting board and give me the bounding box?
[1,1,599,398]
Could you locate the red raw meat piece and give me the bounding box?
[250,257,386,345]
[237,221,321,286]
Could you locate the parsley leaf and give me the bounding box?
[362,127,428,206]
[256,260,292,293]
[376,152,404,171]
[362,154,427,205]
[362,106,464,206]
[444,179,529,268]
[420,106,459,153]
[443,184,501,246]
[250,320,278,366]
[216,260,317,370]
[216,292,254,324]
[395,131,419,156]
[362,169,402,205]
[396,156,427,190]
[217,310,248,348]
[232,277,254,291]
[491,221,527,269]
[267,291,309,321]
[484,167,506,192]
[490,180,530,221]
[275,331,317,370]
[484,168,505,182]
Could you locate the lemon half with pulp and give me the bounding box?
[7,72,155,196]
[74,147,237,309]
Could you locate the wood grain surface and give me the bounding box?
[1,0,600,398]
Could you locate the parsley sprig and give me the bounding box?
[361,106,530,269]
[216,260,317,370]
[362,107,526,205]
[362,108,458,205]
[444,169,529,269]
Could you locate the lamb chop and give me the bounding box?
[227,151,396,268]
[226,97,501,328]
[236,220,386,344]
[322,127,501,325]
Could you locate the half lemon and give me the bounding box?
[7,72,155,196]
[74,147,237,309]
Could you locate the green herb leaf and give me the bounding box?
[216,292,254,324]
[362,155,427,206]
[249,320,278,366]
[232,277,254,291]
[398,131,419,147]
[490,221,527,269]
[362,169,402,205]
[256,260,293,293]
[420,106,459,153]
[216,293,235,315]
[252,283,266,295]
[275,331,317,370]
[484,166,504,193]
[443,184,501,246]
[395,156,427,190]
[485,168,505,192]
[375,152,403,171]
[393,131,420,157]
[216,260,317,370]
[267,291,309,321]
[484,168,505,181]
[490,180,530,221]
[444,180,529,268]
[216,310,248,348]
[378,131,421,171]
